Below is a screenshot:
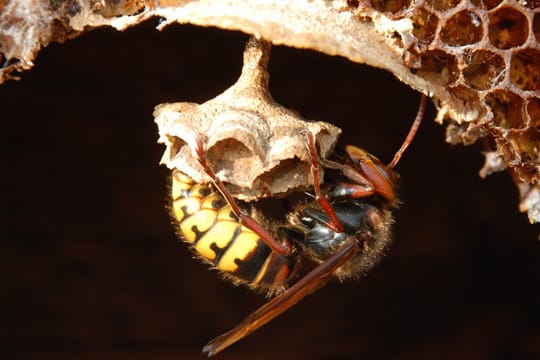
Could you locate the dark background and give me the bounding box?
[1,20,539,360]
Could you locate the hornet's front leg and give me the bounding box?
[193,138,292,255]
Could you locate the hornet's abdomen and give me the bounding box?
[170,169,294,292]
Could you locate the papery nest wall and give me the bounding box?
[155,38,340,200]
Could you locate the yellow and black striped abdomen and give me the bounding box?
[170,170,294,292]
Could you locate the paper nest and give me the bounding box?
[155,38,341,201]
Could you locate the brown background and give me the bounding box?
[1,20,539,360]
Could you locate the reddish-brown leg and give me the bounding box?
[305,132,344,233]
[194,139,292,255]
[317,156,379,200]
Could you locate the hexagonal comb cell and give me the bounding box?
[449,84,480,103]
[486,90,526,130]
[507,128,540,165]
[370,0,412,14]
[510,49,540,91]
[416,50,459,85]
[425,0,462,12]
[463,50,505,90]
[470,0,503,10]
[488,7,529,49]
[412,7,439,44]
[528,97,540,130]
[440,10,483,46]
[522,0,540,10]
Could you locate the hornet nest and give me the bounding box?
[154,37,340,201]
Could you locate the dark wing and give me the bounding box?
[202,236,358,357]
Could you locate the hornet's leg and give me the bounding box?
[304,132,344,233]
[194,139,292,255]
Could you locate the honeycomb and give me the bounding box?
[362,1,540,180]
[350,0,540,222]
